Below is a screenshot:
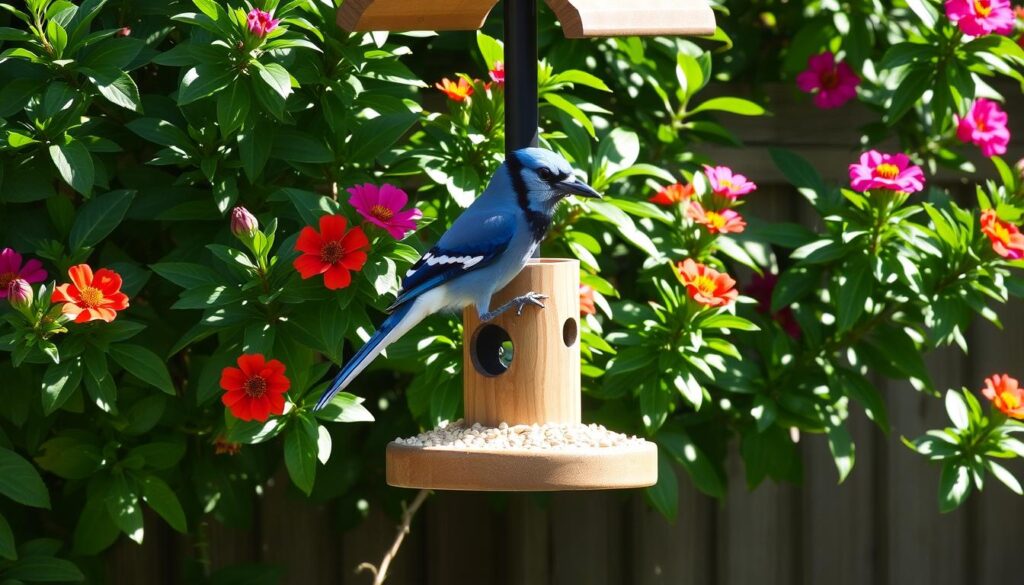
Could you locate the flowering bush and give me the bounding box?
[0,0,1022,580]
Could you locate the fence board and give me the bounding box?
[425,493,505,585]
[630,479,715,585]
[258,471,342,585]
[550,492,624,585]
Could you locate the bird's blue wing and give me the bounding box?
[386,213,515,313]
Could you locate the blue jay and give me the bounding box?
[314,147,601,410]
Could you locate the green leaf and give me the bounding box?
[0,447,50,509]
[837,369,889,433]
[656,424,725,497]
[0,512,15,560]
[69,189,135,250]
[553,69,611,92]
[885,67,933,125]
[771,266,820,312]
[81,67,141,111]
[126,118,194,152]
[255,62,292,100]
[945,390,969,430]
[105,473,143,543]
[987,460,1022,495]
[476,31,503,69]
[698,313,760,331]
[73,496,119,555]
[41,357,83,416]
[938,461,971,513]
[216,82,250,136]
[836,254,873,332]
[347,111,418,164]
[689,96,765,116]
[49,139,94,196]
[109,344,176,395]
[905,0,938,27]
[284,415,318,495]
[150,262,220,289]
[1,556,84,582]
[178,65,236,106]
[543,93,595,138]
[271,128,333,163]
[141,475,187,533]
[315,392,374,423]
[645,451,679,519]
[825,422,855,483]
[35,435,103,479]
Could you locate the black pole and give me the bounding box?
[503,0,538,155]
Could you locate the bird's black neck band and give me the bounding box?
[505,152,551,241]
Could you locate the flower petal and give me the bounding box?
[323,265,352,290]
[319,214,347,242]
[68,264,94,290]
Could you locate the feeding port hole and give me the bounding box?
[471,324,514,376]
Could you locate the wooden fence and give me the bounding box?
[105,85,1024,585]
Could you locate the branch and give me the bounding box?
[355,489,431,585]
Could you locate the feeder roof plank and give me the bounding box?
[338,0,716,37]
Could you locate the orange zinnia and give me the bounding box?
[675,259,738,308]
[293,215,370,290]
[981,374,1024,419]
[687,201,746,234]
[980,209,1024,260]
[649,183,693,206]
[220,353,290,422]
[579,284,596,316]
[51,264,129,323]
[435,77,474,102]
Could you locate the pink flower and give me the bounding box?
[686,202,746,234]
[246,8,280,38]
[956,98,1010,158]
[703,165,757,199]
[7,278,32,311]
[347,183,423,240]
[0,248,46,299]
[796,52,860,109]
[230,206,259,237]
[489,61,505,85]
[945,0,1015,35]
[848,150,926,194]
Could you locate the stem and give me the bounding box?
[355,490,431,585]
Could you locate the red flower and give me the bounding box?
[294,215,370,290]
[675,259,738,308]
[980,209,1024,260]
[981,374,1024,419]
[649,183,693,206]
[220,354,290,422]
[436,77,474,101]
[687,201,746,234]
[489,61,505,85]
[579,284,596,316]
[51,264,129,323]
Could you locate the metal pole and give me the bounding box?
[503,0,538,155]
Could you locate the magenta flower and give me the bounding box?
[796,52,860,109]
[956,98,1010,158]
[945,0,1015,35]
[848,151,926,194]
[489,61,505,85]
[230,206,259,237]
[347,183,422,240]
[0,248,46,299]
[703,165,757,199]
[246,8,280,38]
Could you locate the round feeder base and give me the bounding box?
[385,441,658,491]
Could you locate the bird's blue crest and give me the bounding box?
[511,147,575,177]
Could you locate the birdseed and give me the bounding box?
[393,419,647,450]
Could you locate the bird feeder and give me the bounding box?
[340,0,715,491]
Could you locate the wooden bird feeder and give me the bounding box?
[343,0,715,491]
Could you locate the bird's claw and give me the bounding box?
[515,292,548,315]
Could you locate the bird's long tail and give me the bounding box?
[314,301,423,411]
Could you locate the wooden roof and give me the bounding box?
[337,0,716,38]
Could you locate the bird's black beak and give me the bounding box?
[556,177,602,199]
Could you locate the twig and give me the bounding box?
[355,489,431,585]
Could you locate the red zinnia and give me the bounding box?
[675,259,738,308]
[51,264,129,323]
[220,354,290,422]
[294,215,370,290]
[981,374,1024,419]
[649,183,693,206]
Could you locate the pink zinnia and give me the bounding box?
[0,248,46,299]
[347,183,423,240]
[945,0,1015,35]
[703,165,757,199]
[956,98,1010,158]
[246,8,280,38]
[489,61,505,85]
[796,52,860,109]
[848,150,926,194]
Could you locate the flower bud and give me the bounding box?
[116,26,131,37]
[7,278,32,311]
[230,206,259,238]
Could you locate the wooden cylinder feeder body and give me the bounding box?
[463,258,581,427]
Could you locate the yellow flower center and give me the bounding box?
[692,274,717,297]
[875,163,900,180]
[369,204,395,222]
[244,376,267,399]
[1000,390,1020,410]
[718,178,733,190]
[320,241,345,264]
[705,211,728,230]
[79,286,104,308]
[990,223,1012,244]
[974,0,992,16]
[0,272,15,288]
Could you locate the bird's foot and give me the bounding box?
[514,292,547,315]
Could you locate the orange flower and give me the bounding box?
[294,215,369,290]
[649,183,693,206]
[981,374,1024,419]
[213,435,241,455]
[980,209,1024,260]
[580,284,596,316]
[51,264,129,323]
[436,77,474,102]
[220,354,290,422]
[675,259,738,307]
[687,202,746,234]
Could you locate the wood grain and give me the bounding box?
[337,0,499,32]
[547,0,715,38]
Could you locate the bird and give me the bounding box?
[314,147,601,410]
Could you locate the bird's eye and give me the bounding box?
[537,168,555,181]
